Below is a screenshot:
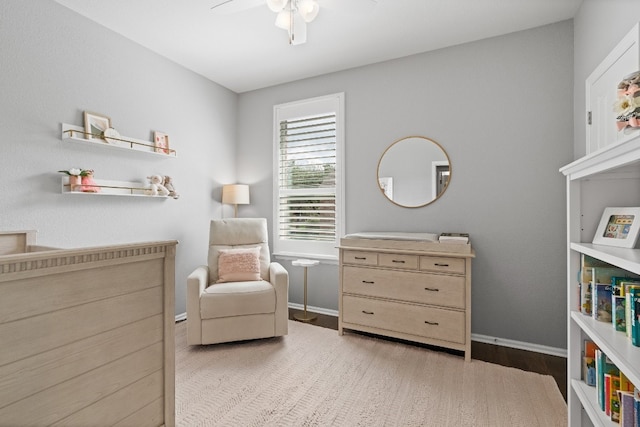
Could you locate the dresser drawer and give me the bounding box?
[378,253,418,269]
[342,250,378,266]
[342,295,465,344]
[343,266,465,309]
[420,256,465,275]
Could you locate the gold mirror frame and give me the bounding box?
[377,136,452,208]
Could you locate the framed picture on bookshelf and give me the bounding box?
[593,207,640,248]
[83,111,111,141]
[153,131,171,155]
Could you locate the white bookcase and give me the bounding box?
[560,135,640,426]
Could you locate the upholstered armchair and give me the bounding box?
[186,218,289,345]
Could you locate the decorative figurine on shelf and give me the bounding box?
[145,174,170,196]
[58,168,91,192]
[614,70,640,131]
[80,169,100,193]
[163,175,179,199]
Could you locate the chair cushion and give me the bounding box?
[217,246,261,283]
[207,219,271,284]
[200,280,276,320]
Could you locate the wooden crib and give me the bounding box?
[0,231,177,426]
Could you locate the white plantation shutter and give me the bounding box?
[273,93,344,259]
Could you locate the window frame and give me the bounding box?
[272,93,345,261]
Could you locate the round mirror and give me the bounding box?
[377,136,451,208]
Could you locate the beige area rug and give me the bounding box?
[176,321,566,426]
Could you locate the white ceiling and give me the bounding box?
[54,0,583,93]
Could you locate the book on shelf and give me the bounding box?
[596,349,619,411]
[635,388,640,427]
[593,282,613,323]
[584,357,596,386]
[610,374,621,422]
[583,340,598,386]
[438,233,469,243]
[618,391,635,427]
[580,280,592,315]
[620,371,636,393]
[613,295,626,332]
[624,284,640,339]
[631,288,640,347]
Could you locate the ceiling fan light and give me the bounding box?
[298,0,319,23]
[267,0,289,13]
[275,9,292,29]
[289,12,307,45]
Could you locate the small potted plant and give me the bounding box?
[58,168,91,192]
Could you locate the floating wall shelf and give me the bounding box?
[61,123,177,158]
[61,177,169,199]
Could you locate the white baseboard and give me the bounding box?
[471,333,566,358]
[175,312,187,322]
[286,304,566,358]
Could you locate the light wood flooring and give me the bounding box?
[289,308,567,401]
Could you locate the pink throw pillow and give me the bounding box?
[216,247,261,283]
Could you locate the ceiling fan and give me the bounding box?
[211,0,378,45]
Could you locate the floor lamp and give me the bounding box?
[222,184,250,218]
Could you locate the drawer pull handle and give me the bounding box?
[434,263,449,267]
[424,320,439,326]
[362,310,374,315]
[355,257,367,260]
[392,259,405,263]
[362,280,375,284]
[424,287,439,292]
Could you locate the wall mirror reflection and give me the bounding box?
[377,136,451,208]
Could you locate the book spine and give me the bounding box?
[612,375,622,422]
[614,295,627,331]
[632,288,640,347]
[620,391,635,427]
[581,281,592,315]
[597,349,604,410]
[605,373,612,416]
[635,387,640,427]
[625,285,640,338]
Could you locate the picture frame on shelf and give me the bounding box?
[83,111,111,141]
[153,131,170,155]
[593,207,640,248]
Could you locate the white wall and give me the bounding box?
[573,0,640,158]
[237,21,575,349]
[0,1,238,316]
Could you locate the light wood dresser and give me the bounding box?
[338,234,475,361]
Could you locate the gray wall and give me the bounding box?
[238,21,575,350]
[574,0,640,158]
[5,1,614,350]
[0,1,238,316]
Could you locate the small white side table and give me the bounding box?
[292,259,319,322]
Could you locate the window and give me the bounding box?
[273,93,344,260]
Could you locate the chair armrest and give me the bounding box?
[186,265,209,345]
[187,265,209,295]
[269,262,289,336]
[269,261,288,295]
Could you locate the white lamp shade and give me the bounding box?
[275,8,292,30]
[298,0,319,23]
[222,184,250,205]
[267,0,289,12]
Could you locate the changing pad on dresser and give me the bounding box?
[341,231,471,254]
[343,232,439,241]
